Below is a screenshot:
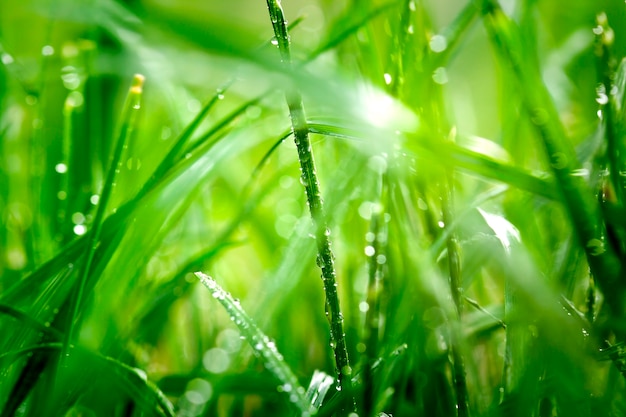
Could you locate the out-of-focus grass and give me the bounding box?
[1,0,626,416]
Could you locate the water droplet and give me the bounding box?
[61,68,81,90]
[383,73,392,85]
[55,163,68,174]
[359,301,370,312]
[368,155,388,174]
[73,224,87,236]
[90,194,100,205]
[408,1,416,11]
[365,232,375,242]
[203,348,230,374]
[596,84,609,105]
[438,221,445,228]
[432,67,448,85]
[42,45,54,56]
[407,25,414,34]
[57,191,67,200]
[71,212,85,225]
[429,35,448,53]
[126,157,142,170]
[364,245,376,257]
[376,254,387,265]
[271,37,279,46]
[1,53,14,65]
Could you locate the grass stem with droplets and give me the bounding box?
[263,0,354,402]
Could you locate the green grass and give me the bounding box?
[2,0,626,416]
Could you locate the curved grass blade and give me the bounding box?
[0,344,174,417]
[307,121,558,200]
[305,371,335,410]
[195,272,313,416]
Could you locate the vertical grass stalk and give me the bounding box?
[441,175,470,417]
[66,74,145,351]
[263,0,354,400]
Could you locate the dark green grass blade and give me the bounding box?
[264,0,354,404]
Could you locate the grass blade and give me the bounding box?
[195,272,313,416]
[263,0,354,403]
[478,0,626,323]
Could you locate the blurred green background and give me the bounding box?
[2,0,626,416]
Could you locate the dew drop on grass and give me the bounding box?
[271,37,279,46]
[126,157,142,170]
[90,194,99,205]
[41,45,54,56]
[67,91,84,107]
[383,73,392,85]
[364,245,376,257]
[432,67,448,85]
[368,154,388,174]
[1,53,14,65]
[73,224,87,235]
[71,212,85,225]
[359,301,369,312]
[61,71,81,90]
[133,368,148,381]
[55,163,68,174]
[429,34,448,53]
[596,84,609,105]
[203,348,230,374]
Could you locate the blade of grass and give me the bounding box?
[195,272,313,416]
[478,0,626,321]
[307,121,558,200]
[66,73,145,354]
[263,0,354,405]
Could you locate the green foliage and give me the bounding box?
[1,0,626,416]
